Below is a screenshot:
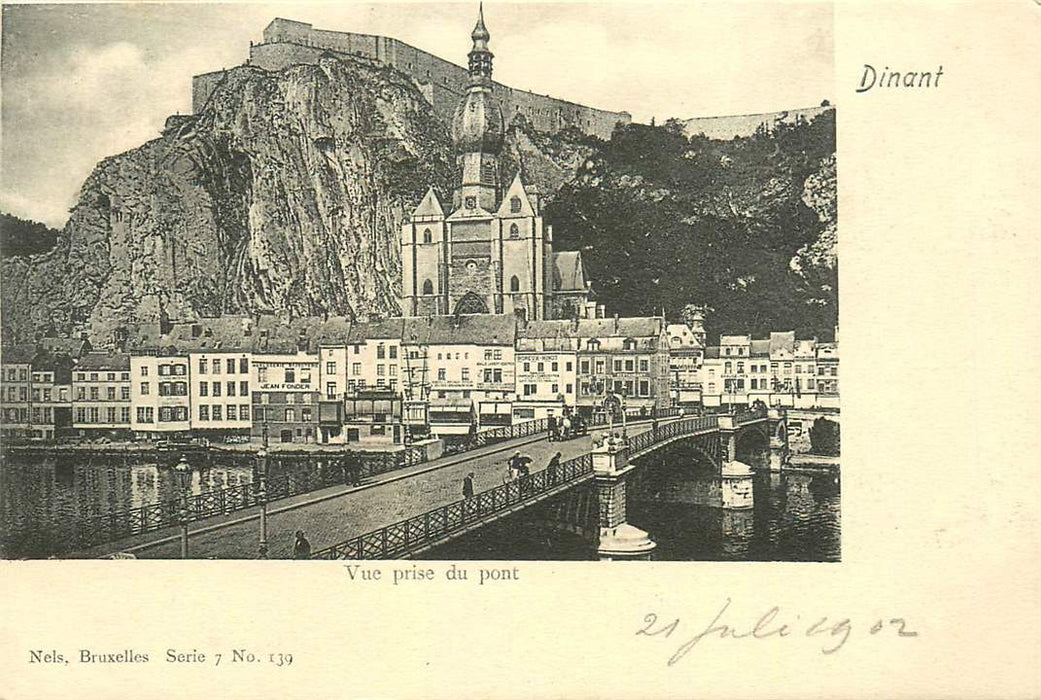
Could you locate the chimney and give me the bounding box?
[191,324,202,338]
[613,313,619,333]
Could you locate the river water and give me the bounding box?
[2,441,840,561]
[425,441,841,562]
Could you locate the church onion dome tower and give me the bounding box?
[451,3,505,212]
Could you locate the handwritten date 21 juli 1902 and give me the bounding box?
[637,598,917,666]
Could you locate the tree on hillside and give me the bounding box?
[0,213,60,258]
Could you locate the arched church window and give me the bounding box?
[510,275,520,292]
[423,228,433,244]
[422,279,434,295]
[510,196,522,213]
[509,223,519,239]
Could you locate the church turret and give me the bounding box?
[451,3,504,213]
[468,3,493,81]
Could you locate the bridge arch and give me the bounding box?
[735,428,769,469]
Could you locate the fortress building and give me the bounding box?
[192,16,631,140]
[400,6,595,321]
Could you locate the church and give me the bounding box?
[400,5,596,321]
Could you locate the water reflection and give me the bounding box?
[0,453,320,558]
[424,440,840,562]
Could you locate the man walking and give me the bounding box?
[293,530,311,559]
[547,451,562,486]
[463,471,475,499]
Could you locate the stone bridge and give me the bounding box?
[313,408,787,561]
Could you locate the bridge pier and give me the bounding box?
[767,408,790,471]
[721,459,754,509]
[593,438,655,561]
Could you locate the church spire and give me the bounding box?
[468,3,494,83]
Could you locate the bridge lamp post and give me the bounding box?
[256,447,269,559]
[621,388,628,440]
[173,456,192,559]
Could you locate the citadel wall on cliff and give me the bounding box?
[192,18,632,140]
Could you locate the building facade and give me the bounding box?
[72,353,132,438]
[251,353,320,444]
[30,354,74,441]
[188,351,253,436]
[666,322,704,408]
[130,355,191,438]
[513,320,579,422]
[575,317,671,418]
[1,345,36,439]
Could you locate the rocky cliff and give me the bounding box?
[1,52,455,345]
[0,51,837,345]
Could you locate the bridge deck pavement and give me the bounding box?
[73,421,660,560]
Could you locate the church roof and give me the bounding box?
[411,187,445,220]
[552,251,587,292]
[497,173,536,217]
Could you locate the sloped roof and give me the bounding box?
[795,339,817,357]
[769,331,796,357]
[704,346,721,359]
[411,186,445,220]
[77,352,131,371]
[666,324,702,349]
[552,251,587,293]
[1,344,38,364]
[345,318,405,343]
[496,173,536,218]
[518,319,575,339]
[750,339,771,357]
[574,316,662,339]
[39,337,91,358]
[402,314,516,346]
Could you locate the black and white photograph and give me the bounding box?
[0,2,839,562]
[2,2,1040,699]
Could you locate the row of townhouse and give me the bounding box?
[665,327,840,410]
[1,312,672,446]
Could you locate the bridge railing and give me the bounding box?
[626,415,721,456]
[312,452,595,560]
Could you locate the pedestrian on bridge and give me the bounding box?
[548,414,558,441]
[293,530,311,559]
[547,452,561,486]
[463,472,475,499]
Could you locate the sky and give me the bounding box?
[0,1,833,229]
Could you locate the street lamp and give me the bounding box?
[256,447,269,559]
[173,455,192,559]
[620,388,628,440]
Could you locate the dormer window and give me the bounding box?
[510,196,522,213]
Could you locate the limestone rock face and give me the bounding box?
[2,54,456,344]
